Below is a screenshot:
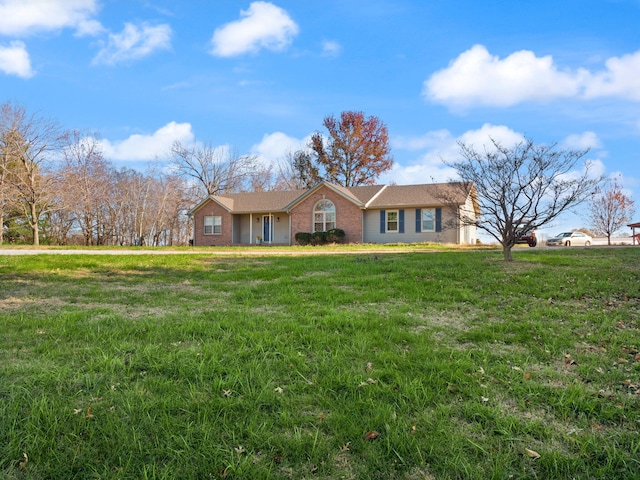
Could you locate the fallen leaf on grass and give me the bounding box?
[366,362,373,372]
[234,445,245,455]
[358,378,378,387]
[85,404,94,419]
[19,453,28,469]
[274,386,284,394]
[525,448,541,459]
[524,372,531,380]
[340,442,351,452]
[364,431,379,441]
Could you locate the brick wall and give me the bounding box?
[193,202,233,246]
[291,186,363,244]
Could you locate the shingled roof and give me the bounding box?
[189,181,475,214]
[366,182,473,208]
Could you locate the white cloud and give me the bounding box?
[74,19,106,38]
[92,22,172,66]
[393,130,453,151]
[385,124,525,185]
[0,0,102,37]
[424,45,640,108]
[210,1,299,57]
[424,45,583,108]
[583,50,640,101]
[562,131,602,150]
[458,124,525,151]
[251,131,308,165]
[0,41,34,78]
[100,122,194,161]
[321,40,341,57]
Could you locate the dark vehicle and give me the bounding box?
[515,230,537,247]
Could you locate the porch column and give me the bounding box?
[269,212,273,244]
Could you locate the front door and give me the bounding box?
[263,215,272,243]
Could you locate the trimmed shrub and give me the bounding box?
[297,229,346,246]
[311,231,328,245]
[327,228,346,244]
[295,232,312,246]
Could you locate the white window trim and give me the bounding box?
[204,215,222,235]
[386,210,399,233]
[313,200,336,232]
[421,208,436,232]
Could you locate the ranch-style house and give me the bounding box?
[188,181,479,246]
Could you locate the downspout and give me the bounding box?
[192,214,196,246]
[250,213,253,245]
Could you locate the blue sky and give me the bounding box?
[1,0,639,237]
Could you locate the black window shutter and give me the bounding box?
[435,208,442,232]
[415,208,421,232]
[380,210,386,234]
[399,209,404,233]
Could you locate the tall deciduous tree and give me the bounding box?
[274,149,320,190]
[59,131,113,245]
[588,178,635,245]
[0,101,64,245]
[309,111,393,187]
[170,141,259,198]
[0,127,20,245]
[442,137,602,261]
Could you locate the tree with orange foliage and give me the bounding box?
[588,178,635,245]
[309,111,393,187]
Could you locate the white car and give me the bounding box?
[547,231,592,247]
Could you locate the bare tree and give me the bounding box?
[587,178,635,245]
[0,127,20,244]
[0,101,64,245]
[58,131,113,245]
[170,141,259,198]
[273,149,319,190]
[442,137,602,261]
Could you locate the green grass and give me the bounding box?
[1,247,639,479]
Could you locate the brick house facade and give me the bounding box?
[189,181,478,246]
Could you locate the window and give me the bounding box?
[386,210,398,232]
[421,208,435,231]
[313,200,336,232]
[415,208,441,233]
[204,215,221,235]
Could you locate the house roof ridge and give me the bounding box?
[364,184,387,208]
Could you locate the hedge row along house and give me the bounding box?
[188,181,479,246]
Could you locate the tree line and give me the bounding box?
[0,102,394,245]
[4,99,629,257]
